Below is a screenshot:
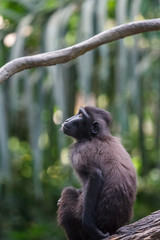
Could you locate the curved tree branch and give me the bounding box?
[0,18,160,83]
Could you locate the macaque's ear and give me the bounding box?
[91,121,99,135]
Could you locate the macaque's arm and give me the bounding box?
[82,168,109,239]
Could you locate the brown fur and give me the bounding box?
[57,106,137,240]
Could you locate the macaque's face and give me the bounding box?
[61,107,99,140]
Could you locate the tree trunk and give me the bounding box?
[107,210,160,240]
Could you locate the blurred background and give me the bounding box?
[0,0,160,239]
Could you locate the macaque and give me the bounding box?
[57,106,137,240]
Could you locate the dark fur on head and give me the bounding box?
[84,106,112,127]
[84,106,112,139]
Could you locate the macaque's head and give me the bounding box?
[61,106,112,140]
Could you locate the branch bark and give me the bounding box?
[0,18,160,83]
[106,210,160,240]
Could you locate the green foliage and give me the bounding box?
[0,0,160,239]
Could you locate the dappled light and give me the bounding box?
[4,33,16,47]
[0,15,5,30]
[60,148,70,165]
[53,109,63,125]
